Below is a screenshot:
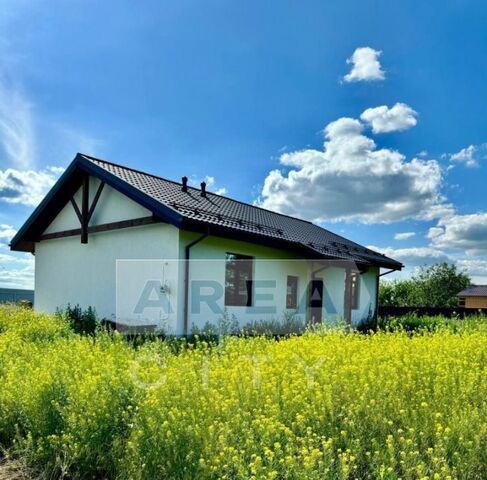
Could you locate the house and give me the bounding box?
[0,288,34,305]
[10,154,402,334]
[456,285,487,309]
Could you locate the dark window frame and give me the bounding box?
[286,275,299,309]
[458,297,466,307]
[224,252,253,307]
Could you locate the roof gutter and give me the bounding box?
[183,229,209,336]
[379,268,397,277]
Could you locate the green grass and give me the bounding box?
[0,305,486,479]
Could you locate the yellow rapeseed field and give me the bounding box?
[0,305,485,479]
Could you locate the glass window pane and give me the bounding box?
[225,253,253,307]
[286,275,298,309]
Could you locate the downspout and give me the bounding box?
[376,268,397,323]
[183,230,209,336]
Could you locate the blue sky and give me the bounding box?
[1,0,487,288]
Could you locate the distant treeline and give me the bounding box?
[379,263,470,308]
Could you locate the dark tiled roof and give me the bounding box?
[79,155,401,269]
[457,285,487,297]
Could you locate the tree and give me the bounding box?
[379,279,419,307]
[379,262,470,308]
[415,263,470,308]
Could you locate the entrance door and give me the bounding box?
[309,279,324,324]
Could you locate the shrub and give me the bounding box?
[56,304,99,335]
[379,262,471,308]
[378,313,487,333]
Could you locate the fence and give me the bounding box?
[378,306,487,318]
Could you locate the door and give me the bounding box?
[309,279,324,324]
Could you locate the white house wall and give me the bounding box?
[351,267,378,325]
[35,223,180,324]
[318,266,378,326]
[34,175,380,334]
[178,232,310,333]
[35,178,180,328]
[44,177,152,234]
[177,235,380,332]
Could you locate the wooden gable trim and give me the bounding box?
[39,215,162,241]
[10,154,185,252]
[68,176,106,244]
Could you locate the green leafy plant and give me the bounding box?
[56,304,99,335]
[379,262,471,307]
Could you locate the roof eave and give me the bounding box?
[10,153,186,252]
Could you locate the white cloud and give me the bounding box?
[368,245,450,267]
[417,203,455,222]
[343,47,385,83]
[0,78,35,169]
[0,225,34,289]
[203,175,227,195]
[0,224,16,245]
[0,258,34,289]
[189,175,227,196]
[456,259,487,277]
[360,103,418,133]
[257,116,447,224]
[450,144,486,168]
[428,213,487,254]
[0,166,64,206]
[394,232,415,241]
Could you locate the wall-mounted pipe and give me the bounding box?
[183,230,209,335]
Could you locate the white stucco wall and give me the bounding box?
[35,177,180,329]
[34,175,379,334]
[35,223,180,322]
[178,232,311,333]
[351,267,379,325]
[318,266,378,326]
[44,177,151,234]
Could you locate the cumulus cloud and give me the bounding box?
[203,175,227,195]
[257,117,447,223]
[0,224,34,289]
[189,175,227,196]
[368,245,450,267]
[394,232,415,241]
[0,166,64,206]
[456,259,487,277]
[418,203,455,222]
[0,257,34,289]
[360,103,418,133]
[0,224,16,245]
[450,144,487,168]
[343,47,385,83]
[428,213,487,254]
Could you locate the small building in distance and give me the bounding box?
[0,288,34,305]
[456,285,487,309]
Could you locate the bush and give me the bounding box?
[380,262,471,308]
[378,313,487,333]
[56,304,99,335]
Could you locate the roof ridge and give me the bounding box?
[79,153,315,225]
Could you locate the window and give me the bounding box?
[459,297,466,307]
[350,271,360,310]
[286,276,298,309]
[224,253,253,306]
